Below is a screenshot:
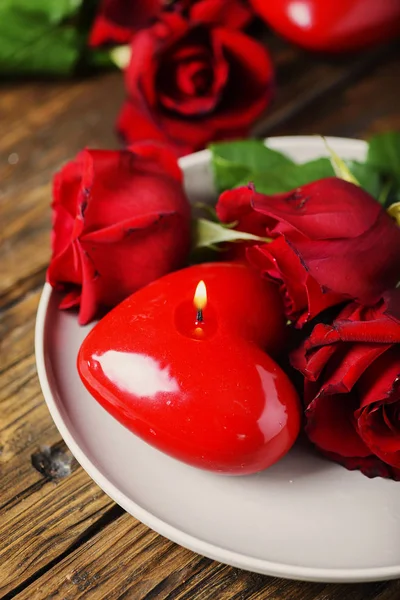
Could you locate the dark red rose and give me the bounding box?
[216,178,400,326]
[47,143,191,325]
[89,0,252,46]
[117,13,273,157]
[90,0,162,46]
[290,291,400,480]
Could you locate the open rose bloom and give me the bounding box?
[291,292,400,480]
[118,12,273,156]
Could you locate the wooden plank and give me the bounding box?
[265,48,400,139]
[0,290,116,596]
[0,467,116,597]
[0,72,124,308]
[252,40,398,137]
[14,511,400,600]
[1,289,41,371]
[0,279,119,598]
[0,290,59,508]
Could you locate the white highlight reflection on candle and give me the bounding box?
[93,351,180,398]
[288,1,312,28]
[256,365,287,441]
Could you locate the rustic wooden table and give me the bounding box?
[1,33,400,600]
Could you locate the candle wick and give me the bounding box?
[196,308,204,323]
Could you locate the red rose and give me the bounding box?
[89,0,252,46]
[290,292,400,480]
[217,178,400,326]
[89,0,162,46]
[47,143,191,325]
[117,13,273,157]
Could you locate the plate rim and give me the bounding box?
[35,135,400,583]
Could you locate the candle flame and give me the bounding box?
[194,280,207,311]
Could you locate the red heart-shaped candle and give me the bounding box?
[250,0,400,52]
[78,262,301,474]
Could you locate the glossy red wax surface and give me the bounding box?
[78,262,301,474]
[250,0,400,52]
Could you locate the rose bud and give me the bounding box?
[47,143,191,325]
[290,291,400,481]
[217,178,400,326]
[117,12,273,157]
[90,0,253,47]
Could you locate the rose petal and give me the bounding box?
[125,18,175,105]
[383,289,400,324]
[52,158,83,218]
[89,0,162,46]
[157,30,229,117]
[47,239,83,287]
[190,0,252,29]
[117,100,194,157]
[58,287,81,309]
[314,343,388,396]
[81,211,177,244]
[305,384,371,457]
[77,247,99,326]
[251,178,381,240]
[82,150,188,230]
[127,141,183,182]
[294,210,400,304]
[80,211,188,312]
[321,450,400,481]
[207,27,274,129]
[356,347,400,467]
[217,186,270,238]
[247,238,342,325]
[290,341,337,382]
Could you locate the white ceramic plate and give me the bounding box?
[35,137,400,583]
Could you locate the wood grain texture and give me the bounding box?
[0,466,115,597]
[0,289,76,508]
[252,40,399,137]
[0,73,124,309]
[14,513,400,600]
[266,46,400,139]
[1,32,400,599]
[0,290,115,595]
[0,290,56,509]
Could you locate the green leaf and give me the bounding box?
[0,1,82,75]
[192,218,269,251]
[210,136,400,209]
[84,48,115,70]
[377,179,394,207]
[346,160,381,199]
[367,132,400,184]
[0,0,108,76]
[34,0,82,24]
[209,140,294,192]
[237,158,335,194]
